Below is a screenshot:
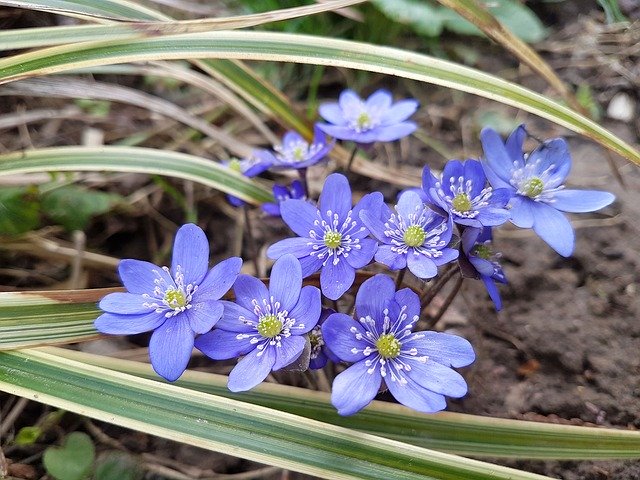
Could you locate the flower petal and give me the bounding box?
[319,173,352,223]
[407,331,475,368]
[269,254,302,312]
[393,287,421,322]
[94,311,165,335]
[320,257,355,300]
[318,103,347,125]
[149,316,194,382]
[185,300,223,334]
[282,130,304,148]
[266,237,313,262]
[352,191,384,223]
[288,286,321,334]
[232,274,269,312]
[331,360,382,416]
[279,199,319,238]
[407,253,438,279]
[193,257,242,302]
[481,275,503,311]
[374,245,407,270]
[381,99,419,124]
[216,300,256,332]
[298,254,325,277]
[171,223,209,285]
[345,238,377,269]
[475,207,511,227]
[385,372,447,413]
[359,207,391,242]
[432,247,459,267]
[355,274,395,326]
[195,329,255,360]
[480,127,515,184]
[396,190,422,221]
[370,122,416,142]
[228,345,276,392]
[509,195,535,228]
[505,124,527,163]
[531,202,575,257]
[404,358,468,397]
[338,89,362,110]
[529,138,571,184]
[322,312,367,362]
[99,292,147,315]
[273,335,307,370]
[365,89,392,111]
[118,259,169,295]
[551,189,615,213]
[463,160,488,197]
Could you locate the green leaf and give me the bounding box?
[597,0,629,23]
[15,426,43,445]
[95,452,142,480]
[0,147,274,205]
[372,0,445,37]
[43,431,95,480]
[0,348,553,480]
[41,185,120,232]
[53,347,640,461]
[438,0,548,43]
[0,187,40,235]
[0,32,637,167]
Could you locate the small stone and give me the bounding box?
[607,92,635,122]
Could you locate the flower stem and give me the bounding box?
[395,269,406,290]
[243,205,260,276]
[346,145,358,173]
[298,167,309,197]
[425,275,463,329]
[420,264,457,308]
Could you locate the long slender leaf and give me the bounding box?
[0,0,163,20]
[0,146,273,204]
[0,32,637,166]
[0,348,553,480]
[49,348,640,461]
[0,0,367,50]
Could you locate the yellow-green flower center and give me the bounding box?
[452,193,472,212]
[324,231,342,249]
[164,288,186,308]
[376,333,401,359]
[228,159,242,173]
[257,314,282,338]
[292,146,305,161]
[403,225,425,247]
[472,244,492,260]
[523,177,544,198]
[356,111,371,130]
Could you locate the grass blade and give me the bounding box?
[0,32,637,166]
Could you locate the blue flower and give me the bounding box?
[317,89,418,145]
[480,126,615,256]
[322,274,475,415]
[269,126,334,169]
[267,173,382,300]
[194,254,321,392]
[459,227,507,311]
[308,308,340,370]
[95,224,242,382]
[360,190,458,279]
[422,159,512,228]
[225,150,274,207]
[262,180,308,217]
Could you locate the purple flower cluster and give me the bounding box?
[94,88,617,419]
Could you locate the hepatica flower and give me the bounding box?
[95,224,242,382]
[267,173,382,300]
[459,227,507,311]
[317,89,418,145]
[360,190,458,279]
[308,308,340,370]
[270,126,334,169]
[422,159,511,229]
[262,180,307,217]
[195,254,321,392]
[225,150,273,207]
[322,274,475,415]
[480,126,615,256]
